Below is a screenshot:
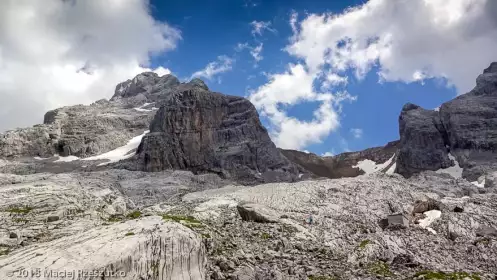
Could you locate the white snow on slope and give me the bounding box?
[34,156,51,160]
[353,154,395,175]
[84,130,149,166]
[386,162,396,175]
[435,153,463,179]
[54,155,80,162]
[471,178,485,188]
[134,102,158,112]
[418,210,441,234]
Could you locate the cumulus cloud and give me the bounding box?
[0,0,180,131]
[250,20,276,36]
[249,63,355,150]
[350,128,363,139]
[190,55,234,81]
[287,0,497,93]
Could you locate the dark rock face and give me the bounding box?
[134,86,300,184]
[396,62,497,180]
[280,140,399,179]
[395,104,452,177]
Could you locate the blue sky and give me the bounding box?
[1,0,495,155]
[147,0,457,155]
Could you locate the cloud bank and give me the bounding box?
[0,0,180,131]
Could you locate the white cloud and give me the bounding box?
[236,42,264,64]
[250,43,264,63]
[250,20,276,36]
[322,151,335,157]
[321,72,348,90]
[249,63,355,150]
[350,128,363,139]
[191,55,234,81]
[286,0,497,93]
[0,0,180,131]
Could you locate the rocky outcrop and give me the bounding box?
[395,104,452,177]
[111,72,181,101]
[0,73,217,160]
[397,62,497,180]
[236,203,279,223]
[280,140,399,179]
[0,216,206,280]
[0,74,180,159]
[132,85,301,184]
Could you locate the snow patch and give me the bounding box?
[34,156,50,160]
[471,178,485,188]
[133,102,158,112]
[386,162,396,175]
[299,173,304,178]
[434,106,440,112]
[435,153,463,179]
[418,210,441,234]
[83,130,149,166]
[54,155,80,162]
[353,154,395,175]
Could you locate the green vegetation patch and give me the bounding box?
[12,218,29,224]
[6,206,33,215]
[126,211,142,219]
[369,261,393,277]
[162,214,200,224]
[107,214,124,222]
[359,239,371,249]
[413,271,481,280]
[261,232,271,239]
[0,248,10,256]
[308,276,337,280]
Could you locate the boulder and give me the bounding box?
[476,225,497,238]
[236,203,279,223]
[134,87,300,184]
[412,199,441,214]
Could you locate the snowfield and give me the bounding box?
[83,130,149,166]
[353,154,396,175]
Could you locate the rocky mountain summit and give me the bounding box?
[396,62,497,182]
[130,86,300,184]
[0,64,496,279]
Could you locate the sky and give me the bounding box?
[0,0,497,156]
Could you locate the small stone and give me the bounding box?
[211,270,225,280]
[453,206,464,212]
[47,216,60,222]
[9,232,17,239]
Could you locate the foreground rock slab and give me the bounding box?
[0,216,206,280]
